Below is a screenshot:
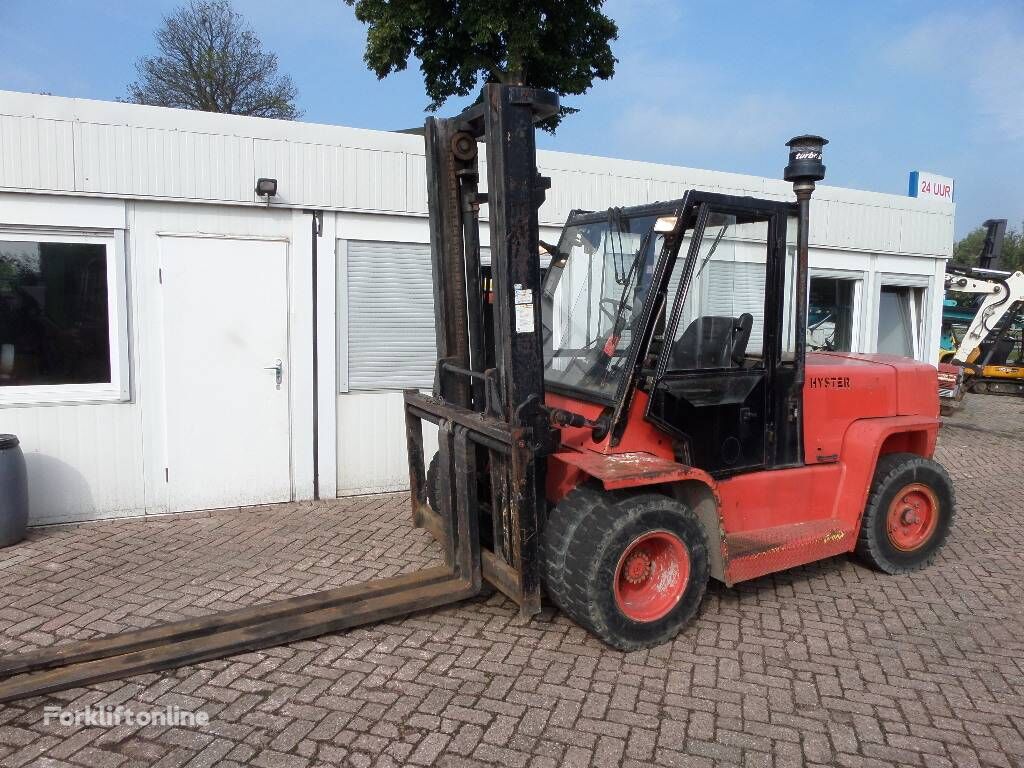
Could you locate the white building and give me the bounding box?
[0,91,954,525]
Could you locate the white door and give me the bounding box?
[160,236,292,512]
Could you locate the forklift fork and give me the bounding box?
[0,413,488,705]
[0,418,484,704]
[0,501,479,708]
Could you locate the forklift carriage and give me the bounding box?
[0,85,954,701]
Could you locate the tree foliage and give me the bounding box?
[126,0,300,119]
[342,0,617,130]
[953,221,1024,273]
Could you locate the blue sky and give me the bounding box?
[1,0,1021,239]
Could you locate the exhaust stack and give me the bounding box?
[784,134,827,458]
[784,134,827,374]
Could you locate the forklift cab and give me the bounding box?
[541,192,800,479]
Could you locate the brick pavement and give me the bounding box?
[1,393,1023,767]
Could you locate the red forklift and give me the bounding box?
[0,85,953,701]
[407,84,953,649]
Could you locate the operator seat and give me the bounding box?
[671,313,753,369]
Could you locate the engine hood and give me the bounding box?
[807,351,938,417]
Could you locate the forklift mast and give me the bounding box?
[405,84,560,616]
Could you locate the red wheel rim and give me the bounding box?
[613,530,689,622]
[886,483,939,551]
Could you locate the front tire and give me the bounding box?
[855,453,955,574]
[543,489,709,651]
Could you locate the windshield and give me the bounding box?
[541,213,660,399]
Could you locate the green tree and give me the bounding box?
[342,0,618,130]
[953,221,1024,273]
[126,0,300,119]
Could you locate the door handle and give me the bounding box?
[264,359,283,389]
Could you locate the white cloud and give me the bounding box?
[886,7,1024,141]
[615,94,795,156]
[591,45,810,167]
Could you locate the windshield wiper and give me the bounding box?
[693,224,729,280]
[609,227,651,334]
[606,208,631,285]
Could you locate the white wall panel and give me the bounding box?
[0,115,75,191]
[77,122,131,193]
[649,179,691,207]
[78,123,252,201]
[136,127,252,201]
[0,192,124,229]
[342,147,407,212]
[1,90,954,259]
[337,210,431,244]
[406,153,428,215]
[336,391,437,495]
[254,138,344,208]
[0,404,145,524]
[316,211,339,498]
[899,211,955,258]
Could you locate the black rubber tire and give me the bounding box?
[542,489,709,651]
[425,452,442,512]
[542,485,607,606]
[855,452,955,574]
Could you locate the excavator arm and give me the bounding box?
[945,270,1024,365]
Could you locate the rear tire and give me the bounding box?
[855,453,954,574]
[542,489,709,651]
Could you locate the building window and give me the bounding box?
[0,232,128,404]
[877,284,925,359]
[808,277,857,352]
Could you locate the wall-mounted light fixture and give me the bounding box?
[255,177,278,206]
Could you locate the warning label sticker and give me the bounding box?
[514,285,534,333]
[515,303,535,333]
